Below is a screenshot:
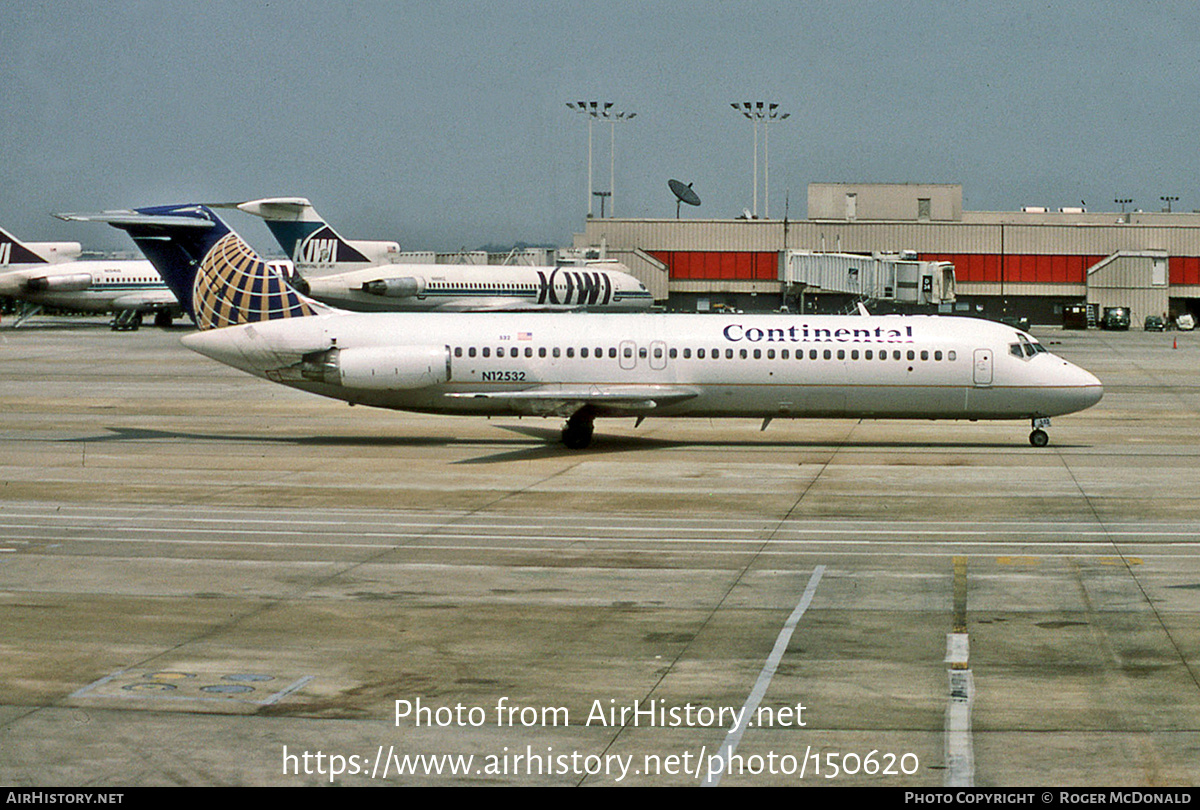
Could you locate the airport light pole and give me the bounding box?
[731,101,789,218]
[1115,197,1133,213]
[1161,195,1179,213]
[605,110,636,217]
[762,105,789,219]
[567,101,614,218]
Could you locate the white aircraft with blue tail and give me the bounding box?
[0,223,179,329]
[60,204,1102,449]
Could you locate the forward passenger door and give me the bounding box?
[973,348,993,387]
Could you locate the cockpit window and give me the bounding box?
[1009,334,1048,359]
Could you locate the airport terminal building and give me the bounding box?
[573,183,1200,325]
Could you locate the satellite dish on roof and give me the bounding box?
[669,179,701,218]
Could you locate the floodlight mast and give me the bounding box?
[730,101,789,218]
[567,102,634,218]
[606,111,636,217]
[566,101,606,218]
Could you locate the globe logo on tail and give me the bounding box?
[194,233,318,330]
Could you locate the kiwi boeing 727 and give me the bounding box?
[232,197,654,313]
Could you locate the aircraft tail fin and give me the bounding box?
[0,225,81,266]
[57,204,329,330]
[236,197,398,270]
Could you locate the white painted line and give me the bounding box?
[944,670,975,787]
[945,633,970,666]
[703,565,825,788]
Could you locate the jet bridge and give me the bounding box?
[780,250,956,306]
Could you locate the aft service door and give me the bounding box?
[649,340,667,371]
[973,348,993,386]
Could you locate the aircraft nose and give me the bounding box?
[1062,360,1104,412]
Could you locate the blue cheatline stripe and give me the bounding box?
[702,564,825,787]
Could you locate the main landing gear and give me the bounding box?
[110,310,142,331]
[561,407,596,449]
[1029,417,1051,447]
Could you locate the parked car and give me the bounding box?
[1178,313,1196,331]
[1144,315,1165,332]
[1102,307,1131,330]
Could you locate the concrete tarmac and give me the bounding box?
[0,317,1198,786]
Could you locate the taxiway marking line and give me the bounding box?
[704,564,825,788]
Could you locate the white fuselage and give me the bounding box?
[300,263,654,312]
[0,260,172,313]
[182,312,1103,423]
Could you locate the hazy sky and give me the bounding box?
[4,1,1200,254]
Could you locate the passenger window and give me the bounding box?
[725,349,733,359]
[697,348,706,359]
[921,350,929,361]
[935,351,943,361]
[740,349,749,359]
[566,348,574,358]
[893,350,901,360]
[948,351,957,361]
[581,348,589,358]
[608,348,617,358]
[538,347,546,358]
[837,349,845,360]
[454,347,462,357]
[482,347,491,358]
[907,350,915,361]
[809,349,818,360]
[525,347,532,357]
[823,349,832,360]
[669,348,677,359]
[553,348,561,358]
[469,347,477,358]
[767,349,775,359]
[683,348,692,359]
[781,349,789,359]
[654,347,663,359]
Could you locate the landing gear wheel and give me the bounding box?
[1029,428,1049,447]
[154,311,173,328]
[562,409,595,449]
[111,310,142,331]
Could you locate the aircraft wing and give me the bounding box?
[110,290,180,312]
[446,384,699,416]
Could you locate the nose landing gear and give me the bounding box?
[1029,417,1051,447]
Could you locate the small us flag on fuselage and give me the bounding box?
[517,331,532,340]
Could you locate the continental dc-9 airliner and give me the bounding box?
[60,204,1103,449]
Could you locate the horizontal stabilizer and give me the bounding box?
[233,198,318,222]
[56,210,216,230]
